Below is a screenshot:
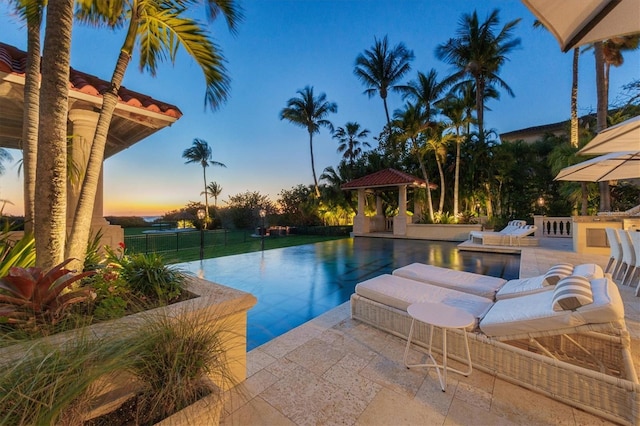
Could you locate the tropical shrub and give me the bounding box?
[0,233,35,278]
[126,311,233,424]
[0,259,95,328]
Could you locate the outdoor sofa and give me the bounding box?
[350,271,639,425]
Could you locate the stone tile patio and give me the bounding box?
[221,240,638,425]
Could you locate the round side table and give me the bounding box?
[403,302,474,391]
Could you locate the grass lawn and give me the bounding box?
[123,228,348,264]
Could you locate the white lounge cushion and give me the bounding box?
[392,263,506,299]
[480,278,623,338]
[355,274,493,328]
[495,263,604,301]
[552,275,593,311]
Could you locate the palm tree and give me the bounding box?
[332,122,370,168]
[354,35,414,129]
[183,139,226,226]
[392,102,435,221]
[280,86,337,198]
[34,0,74,268]
[403,69,444,121]
[202,181,223,207]
[424,123,455,214]
[439,95,473,218]
[64,0,241,267]
[7,0,44,235]
[435,9,521,142]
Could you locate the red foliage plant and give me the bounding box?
[0,258,95,327]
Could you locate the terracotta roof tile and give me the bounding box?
[0,42,182,119]
[341,168,436,189]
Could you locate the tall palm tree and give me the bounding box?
[439,95,473,218]
[280,86,337,198]
[202,181,223,207]
[392,102,435,221]
[7,0,44,235]
[424,123,455,214]
[183,139,226,225]
[435,9,521,142]
[332,122,370,168]
[65,0,241,267]
[403,69,444,121]
[34,0,74,268]
[354,35,414,129]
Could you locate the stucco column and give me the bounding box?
[374,194,385,231]
[67,108,108,226]
[353,188,370,234]
[394,185,409,236]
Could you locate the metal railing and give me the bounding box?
[124,229,238,254]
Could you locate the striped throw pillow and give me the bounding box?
[542,263,574,286]
[552,275,593,311]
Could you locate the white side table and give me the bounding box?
[403,302,474,391]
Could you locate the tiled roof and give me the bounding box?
[0,42,182,119]
[341,168,435,189]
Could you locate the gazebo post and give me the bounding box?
[374,194,385,232]
[394,184,409,236]
[353,188,370,235]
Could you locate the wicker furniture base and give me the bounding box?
[351,293,640,425]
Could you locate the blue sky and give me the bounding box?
[1,0,639,216]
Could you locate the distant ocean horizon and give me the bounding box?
[142,216,162,223]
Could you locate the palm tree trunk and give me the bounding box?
[309,132,320,198]
[203,167,209,227]
[413,139,434,221]
[453,130,461,219]
[570,47,579,148]
[382,97,391,128]
[66,8,139,267]
[475,77,484,142]
[594,42,611,212]
[436,155,445,213]
[35,0,74,268]
[22,17,41,235]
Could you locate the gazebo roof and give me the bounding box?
[341,168,435,190]
[0,42,182,158]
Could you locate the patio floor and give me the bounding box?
[221,239,639,425]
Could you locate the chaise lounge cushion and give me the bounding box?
[480,277,623,338]
[392,263,506,299]
[494,263,604,300]
[355,274,493,328]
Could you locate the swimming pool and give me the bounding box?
[178,237,520,351]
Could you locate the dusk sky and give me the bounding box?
[1,1,639,217]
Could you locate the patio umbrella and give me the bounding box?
[578,115,640,155]
[521,0,640,52]
[555,151,640,182]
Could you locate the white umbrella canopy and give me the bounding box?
[555,151,640,182]
[521,0,640,52]
[578,115,640,155]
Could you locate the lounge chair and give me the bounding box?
[469,220,526,244]
[392,262,602,300]
[350,273,639,425]
[605,227,624,277]
[470,225,538,246]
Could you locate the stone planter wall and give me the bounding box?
[405,223,482,241]
[0,276,257,423]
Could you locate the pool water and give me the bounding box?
[178,237,520,351]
